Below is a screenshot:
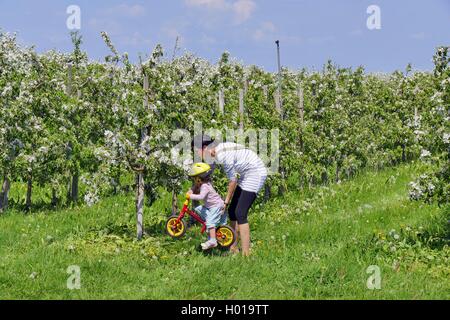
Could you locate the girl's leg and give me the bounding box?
[227,187,242,253]
[201,227,218,250]
[209,227,217,242]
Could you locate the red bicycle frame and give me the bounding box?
[176,197,207,234]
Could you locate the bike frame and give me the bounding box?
[176,198,207,234]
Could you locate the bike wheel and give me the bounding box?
[166,216,186,238]
[216,225,236,248]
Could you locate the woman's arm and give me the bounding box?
[224,180,238,206]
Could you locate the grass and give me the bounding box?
[0,162,448,300]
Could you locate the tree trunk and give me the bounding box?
[335,164,340,183]
[136,172,145,240]
[51,187,58,208]
[171,189,178,216]
[264,184,271,203]
[0,176,11,213]
[114,169,121,195]
[71,172,79,203]
[321,171,328,185]
[67,179,72,204]
[26,176,32,211]
[278,171,286,196]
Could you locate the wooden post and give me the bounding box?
[136,74,149,240]
[65,64,80,204]
[71,172,79,203]
[67,64,73,96]
[414,106,419,127]
[66,64,74,204]
[136,172,144,240]
[263,85,268,101]
[275,40,283,116]
[264,184,271,203]
[274,89,282,115]
[218,88,225,114]
[298,86,304,124]
[26,176,32,211]
[239,89,245,131]
[51,187,58,208]
[298,86,304,151]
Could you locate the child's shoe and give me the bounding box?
[201,239,218,250]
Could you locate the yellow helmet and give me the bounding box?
[189,163,212,178]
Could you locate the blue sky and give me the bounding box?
[0,0,449,72]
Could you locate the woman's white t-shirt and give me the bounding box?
[215,143,268,193]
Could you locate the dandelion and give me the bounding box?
[444,133,450,144]
[420,149,431,159]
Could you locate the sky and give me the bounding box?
[0,0,449,72]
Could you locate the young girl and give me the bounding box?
[187,163,227,250]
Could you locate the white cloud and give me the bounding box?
[119,31,152,46]
[185,0,228,10]
[185,0,256,24]
[232,0,256,24]
[252,22,302,45]
[106,4,147,17]
[162,26,186,47]
[253,21,276,41]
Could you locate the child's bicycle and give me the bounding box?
[165,196,237,249]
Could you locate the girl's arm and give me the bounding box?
[189,185,209,201]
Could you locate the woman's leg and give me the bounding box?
[227,186,242,252]
[234,190,257,256]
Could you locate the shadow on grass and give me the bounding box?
[195,244,232,257]
[6,186,135,215]
[87,221,167,239]
[414,213,450,250]
[6,199,75,214]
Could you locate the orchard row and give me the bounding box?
[0,31,448,218]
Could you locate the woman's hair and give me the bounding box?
[191,134,217,150]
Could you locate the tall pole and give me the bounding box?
[275,40,283,116]
[172,36,180,61]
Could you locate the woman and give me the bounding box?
[193,135,267,256]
